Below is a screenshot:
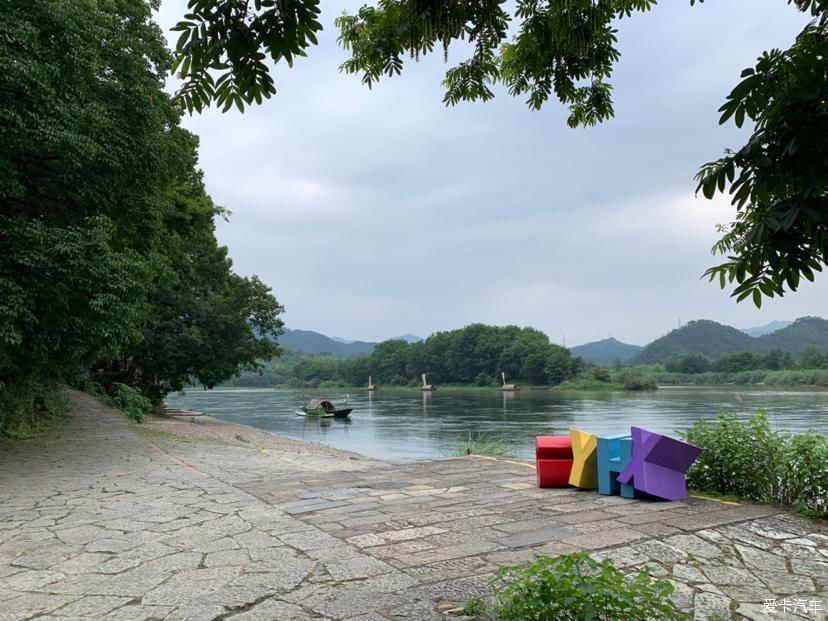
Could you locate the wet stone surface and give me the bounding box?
[0,390,825,620]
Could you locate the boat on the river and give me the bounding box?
[420,373,436,392]
[296,398,353,418]
[500,372,519,392]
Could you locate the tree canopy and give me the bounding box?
[1,0,284,432]
[274,323,584,388]
[173,0,828,303]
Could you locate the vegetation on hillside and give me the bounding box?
[0,1,283,435]
[633,317,828,364]
[569,338,642,367]
[632,321,753,364]
[278,329,375,358]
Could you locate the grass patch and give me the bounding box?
[444,431,506,458]
[0,382,74,440]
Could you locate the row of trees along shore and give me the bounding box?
[0,2,284,436]
[653,348,828,387]
[228,324,659,391]
[664,348,828,374]
[227,325,828,390]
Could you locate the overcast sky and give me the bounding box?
[156,1,826,347]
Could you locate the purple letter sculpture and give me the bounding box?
[616,426,703,501]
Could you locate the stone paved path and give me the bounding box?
[0,391,825,620]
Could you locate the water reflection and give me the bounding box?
[166,387,828,462]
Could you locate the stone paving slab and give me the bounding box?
[0,390,825,620]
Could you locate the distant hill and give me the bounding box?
[631,317,828,364]
[632,320,753,364]
[393,334,423,343]
[754,317,828,355]
[741,320,792,337]
[279,329,375,358]
[570,338,642,366]
[330,336,355,344]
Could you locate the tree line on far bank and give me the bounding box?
[0,2,283,436]
[664,348,828,374]
[227,332,828,391]
[228,324,659,391]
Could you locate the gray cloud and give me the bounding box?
[157,1,827,346]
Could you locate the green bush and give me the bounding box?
[683,412,782,501]
[0,381,73,439]
[590,367,612,382]
[777,432,828,516]
[684,412,827,517]
[620,371,658,391]
[111,383,151,423]
[475,372,494,386]
[493,554,688,621]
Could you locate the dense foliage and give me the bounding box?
[173,1,828,302]
[684,412,827,517]
[0,0,283,434]
[655,368,828,388]
[490,553,688,621]
[244,324,584,388]
[664,349,807,374]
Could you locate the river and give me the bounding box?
[165,386,828,462]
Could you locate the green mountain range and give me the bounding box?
[569,338,642,366]
[631,316,828,364]
[278,329,376,358]
[282,318,827,365]
[740,320,792,337]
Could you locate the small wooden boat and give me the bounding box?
[500,372,519,392]
[164,406,205,417]
[295,409,334,418]
[299,398,352,418]
[420,373,436,392]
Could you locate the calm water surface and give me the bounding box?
[165,387,828,462]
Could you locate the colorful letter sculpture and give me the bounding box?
[616,426,703,501]
[597,434,635,498]
[568,429,598,489]
[535,436,573,487]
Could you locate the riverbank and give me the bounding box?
[655,369,828,388]
[1,389,825,620]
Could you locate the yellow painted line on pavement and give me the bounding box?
[689,494,741,506]
[470,454,536,470]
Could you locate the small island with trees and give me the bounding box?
[225,318,828,393]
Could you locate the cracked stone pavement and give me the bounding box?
[0,390,825,620]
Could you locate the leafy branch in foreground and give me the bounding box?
[695,10,828,306]
[171,0,322,113]
[171,1,828,303]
